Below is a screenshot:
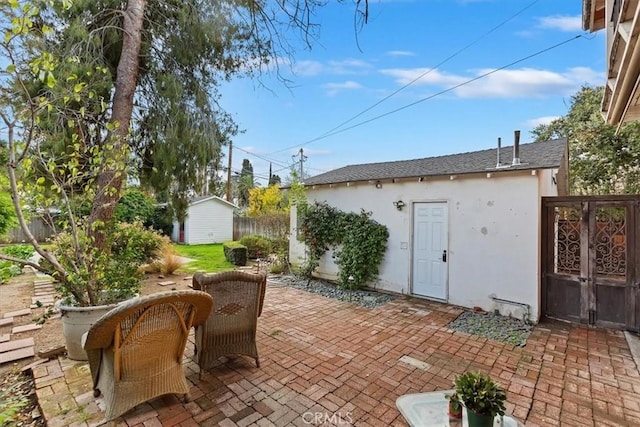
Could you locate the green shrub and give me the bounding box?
[0,245,33,284]
[0,260,21,284]
[148,204,174,236]
[2,245,35,260]
[115,188,156,224]
[48,222,165,305]
[110,221,167,264]
[223,241,247,266]
[268,237,288,256]
[239,234,272,259]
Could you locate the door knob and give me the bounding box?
[442,250,447,262]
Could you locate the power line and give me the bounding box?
[233,145,291,169]
[277,34,585,145]
[265,0,541,156]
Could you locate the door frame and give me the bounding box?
[410,200,450,301]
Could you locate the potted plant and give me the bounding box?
[454,372,506,427]
[0,4,168,361]
[445,392,462,420]
[47,222,165,360]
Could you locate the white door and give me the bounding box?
[412,202,448,300]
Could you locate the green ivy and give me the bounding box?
[299,202,389,290]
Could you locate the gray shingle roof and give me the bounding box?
[303,138,567,186]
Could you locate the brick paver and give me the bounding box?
[33,282,640,426]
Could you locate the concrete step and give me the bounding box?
[0,337,35,353]
[0,346,35,364]
[3,308,31,318]
[12,324,42,334]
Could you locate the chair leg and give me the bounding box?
[255,357,260,368]
[182,392,191,403]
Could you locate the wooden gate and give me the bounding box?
[541,196,640,331]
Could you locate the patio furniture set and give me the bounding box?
[81,270,267,422]
[79,270,526,426]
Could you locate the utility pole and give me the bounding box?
[292,148,307,179]
[226,141,232,202]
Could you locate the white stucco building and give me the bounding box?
[289,138,569,323]
[172,196,237,244]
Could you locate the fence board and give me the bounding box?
[5,217,55,244]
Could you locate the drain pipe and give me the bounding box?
[489,294,531,324]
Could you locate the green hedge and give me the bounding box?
[239,234,272,259]
[223,241,247,266]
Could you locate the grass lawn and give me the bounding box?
[173,243,235,273]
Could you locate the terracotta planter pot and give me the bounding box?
[448,402,462,419]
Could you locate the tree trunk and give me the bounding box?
[88,0,146,253]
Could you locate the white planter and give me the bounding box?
[60,303,116,361]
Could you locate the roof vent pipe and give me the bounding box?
[496,137,502,167]
[512,130,521,165]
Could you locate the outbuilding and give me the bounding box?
[289,137,568,322]
[172,195,237,244]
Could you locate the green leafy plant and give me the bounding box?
[0,370,30,426]
[0,245,34,284]
[454,372,506,418]
[1,245,35,260]
[239,234,272,259]
[298,201,389,290]
[445,392,462,419]
[44,221,165,306]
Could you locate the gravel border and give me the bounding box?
[447,310,533,347]
[268,275,396,308]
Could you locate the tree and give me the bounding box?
[531,86,640,194]
[1,0,370,305]
[247,184,287,217]
[0,143,17,236]
[237,158,255,208]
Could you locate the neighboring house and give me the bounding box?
[289,137,569,323]
[172,196,237,244]
[583,0,640,126]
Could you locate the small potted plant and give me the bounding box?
[445,392,462,419]
[454,372,506,427]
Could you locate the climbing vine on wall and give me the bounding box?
[298,201,389,290]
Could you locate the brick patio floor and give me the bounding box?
[33,281,640,426]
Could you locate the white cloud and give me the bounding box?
[526,116,560,128]
[380,66,603,99]
[327,59,372,74]
[323,80,364,96]
[387,50,415,57]
[537,15,582,32]
[379,67,465,86]
[292,60,324,76]
[290,58,372,76]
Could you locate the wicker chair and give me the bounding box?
[82,290,213,422]
[192,271,266,372]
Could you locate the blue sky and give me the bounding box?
[222,0,605,185]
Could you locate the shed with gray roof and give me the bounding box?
[172,195,237,244]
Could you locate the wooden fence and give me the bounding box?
[233,215,289,241]
[5,216,56,243]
